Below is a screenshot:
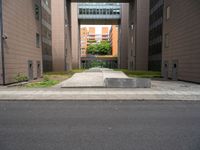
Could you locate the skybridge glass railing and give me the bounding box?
[78,3,121,20]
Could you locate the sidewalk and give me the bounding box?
[0,80,200,101]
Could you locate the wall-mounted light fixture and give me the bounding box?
[131,24,134,30]
[2,34,7,40]
[129,23,134,30]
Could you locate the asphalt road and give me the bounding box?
[0,101,200,150]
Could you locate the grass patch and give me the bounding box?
[44,69,85,76]
[25,69,85,88]
[115,69,161,78]
[25,80,59,88]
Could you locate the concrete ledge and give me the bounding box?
[104,78,151,88]
[135,78,151,88]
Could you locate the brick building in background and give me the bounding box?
[80,27,88,57]
[109,25,119,56]
[0,0,43,84]
[87,27,96,45]
[101,27,109,41]
[80,26,111,57]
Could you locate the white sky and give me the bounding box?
[81,25,111,35]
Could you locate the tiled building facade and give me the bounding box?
[0,0,43,84]
[162,0,200,83]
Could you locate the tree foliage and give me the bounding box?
[87,41,111,55]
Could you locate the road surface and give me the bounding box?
[0,100,200,150]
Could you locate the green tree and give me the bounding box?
[87,41,111,55]
[87,44,98,55]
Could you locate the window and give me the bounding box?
[165,33,169,48]
[90,9,93,14]
[97,9,99,15]
[86,9,89,14]
[103,9,106,14]
[35,4,40,20]
[166,6,170,20]
[106,9,110,15]
[44,0,49,6]
[92,9,96,14]
[36,33,40,48]
[79,9,83,14]
[82,9,85,14]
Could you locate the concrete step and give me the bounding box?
[102,70,151,88]
[104,78,151,88]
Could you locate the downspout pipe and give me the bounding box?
[0,0,5,85]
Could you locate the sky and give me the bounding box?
[81,25,111,35]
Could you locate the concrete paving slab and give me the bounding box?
[0,80,200,100]
[60,68,151,88]
[61,72,104,88]
[102,71,128,79]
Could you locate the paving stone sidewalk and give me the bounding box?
[0,80,199,100]
[0,67,199,101]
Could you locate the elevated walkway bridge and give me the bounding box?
[78,3,121,24]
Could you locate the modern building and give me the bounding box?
[1,0,200,84]
[148,0,164,71]
[109,25,119,56]
[41,0,53,72]
[0,0,43,85]
[162,0,200,83]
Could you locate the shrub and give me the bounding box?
[87,41,111,55]
[90,60,107,68]
[15,73,28,82]
[43,75,50,82]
